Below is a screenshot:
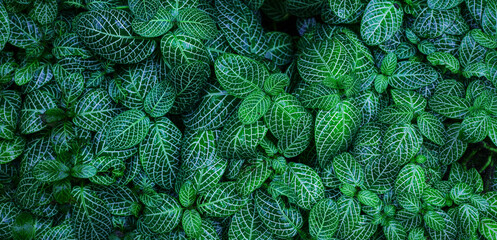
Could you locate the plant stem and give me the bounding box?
[483,142,497,153]
[297,228,312,240]
[462,147,479,168]
[114,6,129,10]
[480,155,493,174]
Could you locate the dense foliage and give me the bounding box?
[1,0,497,239]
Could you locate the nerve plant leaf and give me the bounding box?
[2,1,497,239]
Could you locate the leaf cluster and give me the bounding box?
[0,0,497,240]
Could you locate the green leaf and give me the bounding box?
[484,191,497,220]
[64,113,106,147]
[88,157,125,185]
[104,110,150,150]
[363,156,399,194]
[375,74,389,93]
[450,183,473,205]
[20,90,56,134]
[357,190,381,207]
[438,123,468,165]
[448,162,469,184]
[315,100,362,165]
[298,37,354,87]
[33,0,58,25]
[8,13,42,48]
[161,31,209,66]
[388,61,439,90]
[468,168,484,193]
[378,104,414,125]
[459,33,487,69]
[238,91,272,125]
[264,73,289,96]
[383,124,423,166]
[58,72,85,106]
[143,81,176,118]
[295,82,339,111]
[181,130,216,171]
[140,117,182,190]
[487,51,497,88]
[422,188,446,207]
[183,85,239,131]
[192,155,228,194]
[132,7,174,37]
[179,181,196,208]
[397,194,422,213]
[264,94,312,158]
[426,210,457,240]
[243,0,265,9]
[283,162,325,210]
[76,9,156,64]
[196,220,221,240]
[428,0,464,10]
[427,52,459,74]
[460,110,489,143]
[182,209,202,238]
[429,94,471,119]
[482,0,497,36]
[71,165,97,179]
[391,90,426,115]
[469,194,489,212]
[419,40,436,55]
[218,117,267,159]
[51,33,92,60]
[413,8,457,39]
[15,60,39,86]
[0,202,20,239]
[424,211,446,231]
[395,163,426,198]
[177,8,218,40]
[216,0,266,58]
[408,227,426,240]
[360,0,403,46]
[0,62,17,85]
[471,29,497,49]
[197,182,246,217]
[236,160,272,196]
[384,220,407,240]
[215,53,268,99]
[336,196,361,238]
[229,198,273,240]
[168,61,210,114]
[381,52,398,76]
[457,204,479,236]
[328,0,362,19]
[417,112,446,145]
[255,189,303,238]
[128,0,160,21]
[163,0,199,14]
[264,32,294,66]
[0,136,25,164]
[309,198,339,239]
[142,193,182,233]
[0,2,9,51]
[52,180,71,204]
[333,152,364,186]
[95,184,141,217]
[479,218,497,240]
[33,160,69,183]
[71,186,113,240]
[38,225,76,240]
[463,62,487,78]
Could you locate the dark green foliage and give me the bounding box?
[1,0,497,239]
